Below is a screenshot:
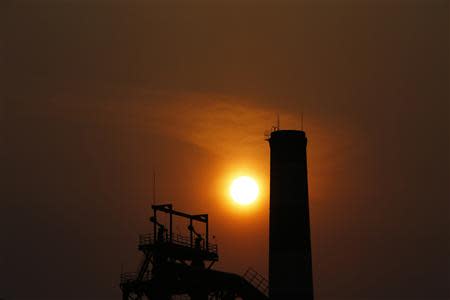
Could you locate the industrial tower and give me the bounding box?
[121,128,315,299]
[120,204,269,300]
[267,129,314,300]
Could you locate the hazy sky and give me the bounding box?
[2,1,449,299]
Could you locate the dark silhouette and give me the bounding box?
[120,204,268,300]
[267,129,314,300]
[121,129,315,299]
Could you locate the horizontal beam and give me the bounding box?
[152,204,173,210]
[193,214,208,222]
[152,204,208,223]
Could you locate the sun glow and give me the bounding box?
[230,176,259,205]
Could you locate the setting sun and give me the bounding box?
[230,176,259,205]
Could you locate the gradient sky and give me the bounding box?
[1,1,449,299]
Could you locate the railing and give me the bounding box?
[120,272,136,283]
[139,233,154,246]
[171,233,192,248]
[207,242,218,254]
[170,295,190,300]
[139,232,218,255]
[120,271,151,284]
[243,267,269,296]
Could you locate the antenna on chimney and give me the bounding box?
[301,112,304,131]
[276,113,280,130]
[153,169,156,205]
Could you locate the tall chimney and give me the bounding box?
[268,130,314,300]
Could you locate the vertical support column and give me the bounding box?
[122,290,129,300]
[153,208,157,242]
[169,212,173,242]
[190,218,193,247]
[205,216,209,251]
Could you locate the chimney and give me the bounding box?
[268,130,314,300]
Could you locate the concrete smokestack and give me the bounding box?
[268,130,314,300]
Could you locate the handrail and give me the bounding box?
[120,271,151,284]
[243,267,269,296]
[138,232,218,255]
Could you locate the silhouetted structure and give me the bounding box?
[121,129,315,299]
[120,204,269,300]
[267,130,314,300]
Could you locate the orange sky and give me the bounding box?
[2,1,449,299]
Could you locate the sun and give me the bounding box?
[230,176,259,205]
